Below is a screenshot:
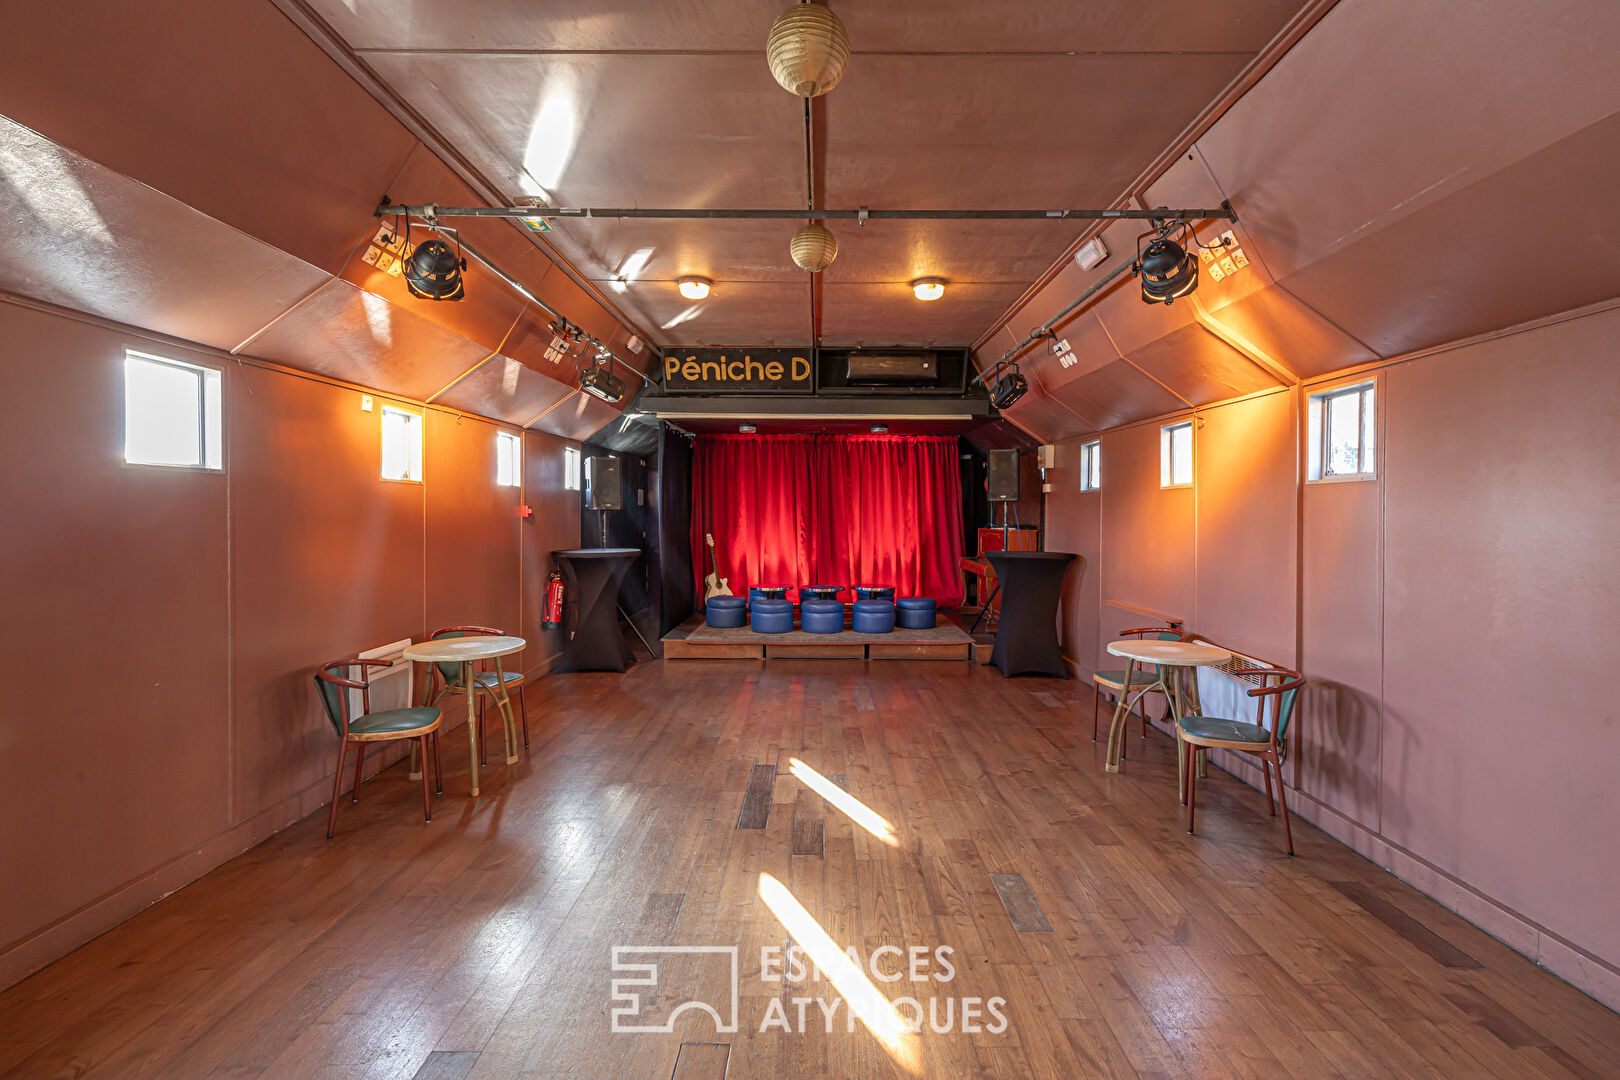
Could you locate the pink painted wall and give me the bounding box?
[1044,304,1620,1009]
[0,298,581,991]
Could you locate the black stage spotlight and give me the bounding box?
[579,361,626,404]
[404,234,466,301]
[1135,221,1198,306]
[989,366,1028,409]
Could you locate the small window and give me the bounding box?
[124,350,222,469]
[1308,381,1376,482]
[1160,421,1193,488]
[495,430,522,488]
[380,406,423,482]
[1079,440,1101,492]
[564,446,582,491]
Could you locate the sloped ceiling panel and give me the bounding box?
[1192,0,1620,359]
[245,278,492,401]
[1049,359,1188,432]
[1124,324,1279,406]
[1197,0,1620,281]
[1263,111,1620,357]
[534,391,625,443]
[0,115,330,353]
[0,0,417,273]
[995,381,1093,445]
[432,355,574,427]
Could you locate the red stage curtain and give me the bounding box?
[691,434,965,605]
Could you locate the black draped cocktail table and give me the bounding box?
[553,548,640,672]
[985,551,1076,678]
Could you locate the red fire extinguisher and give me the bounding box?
[543,570,565,630]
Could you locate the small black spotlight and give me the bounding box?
[579,361,625,404]
[1134,221,1199,305]
[404,236,466,301]
[989,367,1028,409]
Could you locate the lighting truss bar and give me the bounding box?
[443,229,654,389]
[378,202,1238,223]
[970,257,1140,388]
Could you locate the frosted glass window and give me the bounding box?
[381,407,422,482]
[564,446,582,491]
[124,351,221,469]
[496,430,521,487]
[1079,440,1101,492]
[1160,421,1193,488]
[1308,381,1375,481]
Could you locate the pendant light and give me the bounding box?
[790,223,838,272]
[766,3,851,98]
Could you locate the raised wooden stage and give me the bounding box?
[664,612,975,661]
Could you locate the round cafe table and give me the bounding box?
[1102,639,1230,788]
[403,635,525,797]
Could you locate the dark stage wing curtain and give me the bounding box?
[690,434,965,605]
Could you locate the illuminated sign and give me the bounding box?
[661,348,813,394]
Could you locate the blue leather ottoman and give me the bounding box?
[896,596,937,629]
[855,585,895,602]
[800,599,845,634]
[852,599,895,634]
[706,595,746,628]
[750,598,793,634]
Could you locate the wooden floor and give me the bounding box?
[3,660,1618,1079]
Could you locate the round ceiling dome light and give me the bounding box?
[767,3,851,98]
[677,276,712,300]
[789,223,839,272]
[911,278,945,302]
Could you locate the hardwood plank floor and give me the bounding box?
[2,660,1617,1079]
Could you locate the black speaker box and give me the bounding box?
[585,455,622,510]
[986,449,1020,502]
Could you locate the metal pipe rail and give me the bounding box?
[377,202,1239,223]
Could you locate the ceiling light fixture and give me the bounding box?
[739,423,757,434]
[1134,219,1199,306]
[870,424,888,434]
[790,223,838,272]
[402,226,466,302]
[767,2,851,98]
[911,278,945,302]
[1074,236,1109,271]
[677,276,712,300]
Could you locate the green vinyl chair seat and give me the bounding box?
[1092,668,1165,690]
[457,669,524,692]
[348,706,441,736]
[1177,715,1271,746]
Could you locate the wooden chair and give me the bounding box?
[426,625,528,766]
[314,657,442,839]
[1092,626,1185,745]
[1178,667,1305,855]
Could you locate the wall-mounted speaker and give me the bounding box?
[585,455,622,510]
[986,449,1020,502]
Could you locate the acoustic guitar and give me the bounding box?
[704,533,732,599]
